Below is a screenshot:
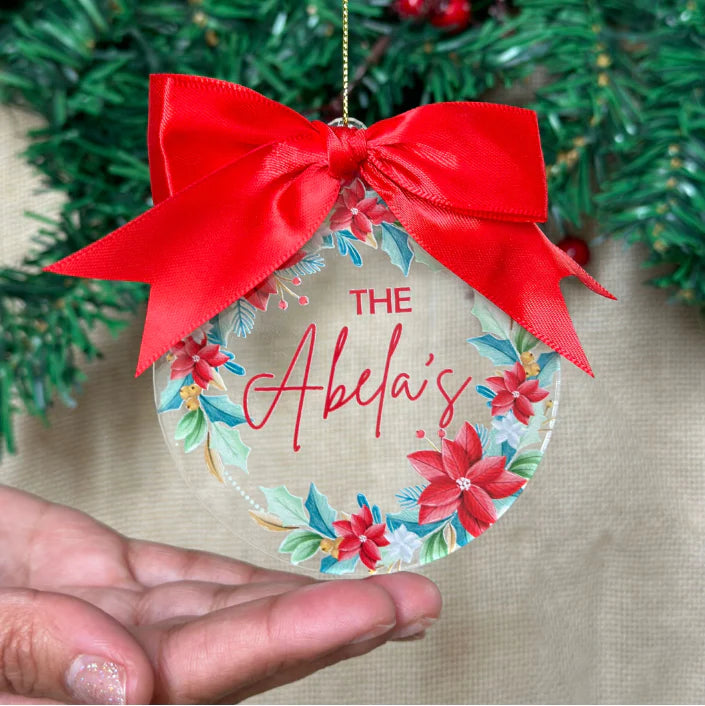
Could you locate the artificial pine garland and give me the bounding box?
[0,0,703,455]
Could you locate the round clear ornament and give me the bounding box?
[154,179,560,576]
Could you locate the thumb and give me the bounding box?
[0,588,154,704]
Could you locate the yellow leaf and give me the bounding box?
[209,369,227,391]
[364,230,378,249]
[249,510,297,532]
[445,523,457,553]
[204,437,224,483]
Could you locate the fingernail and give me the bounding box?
[391,616,437,640]
[394,630,427,642]
[351,621,396,644]
[66,655,126,705]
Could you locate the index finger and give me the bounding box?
[136,572,441,703]
[126,538,315,588]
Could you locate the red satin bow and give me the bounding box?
[46,73,614,376]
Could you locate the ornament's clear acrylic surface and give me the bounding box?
[154,181,560,575]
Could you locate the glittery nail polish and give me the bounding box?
[66,655,126,705]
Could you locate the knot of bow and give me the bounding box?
[325,126,368,181]
[46,74,613,376]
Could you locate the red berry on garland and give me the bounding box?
[430,0,471,31]
[396,0,430,19]
[557,236,591,266]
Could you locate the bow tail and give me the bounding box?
[377,192,614,376]
[45,145,340,375]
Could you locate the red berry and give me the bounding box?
[557,236,591,266]
[278,299,288,310]
[396,0,429,18]
[291,276,302,286]
[298,295,309,306]
[416,429,425,439]
[438,428,446,438]
[430,0,471,31]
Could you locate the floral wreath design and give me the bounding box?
[157,178,559,574]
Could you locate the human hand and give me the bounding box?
[0,485,441,704]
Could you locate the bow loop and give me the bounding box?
[321,123,368,181]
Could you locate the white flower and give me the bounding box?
[491,412,524,448]
[385,525,422,564]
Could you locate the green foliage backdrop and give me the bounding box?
[0,0,703,453]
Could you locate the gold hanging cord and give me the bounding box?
[342,0,349,126]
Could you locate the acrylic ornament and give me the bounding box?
[154,178,561,575]
[46,74,613,576]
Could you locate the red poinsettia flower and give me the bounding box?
[244,274,277,311]
[333,504,390,570]
[244,251,307,311]
[409,422,525,538]
[329,179,393,242]
[170,335,229,389]
[485,362,549,424]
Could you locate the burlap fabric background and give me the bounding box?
[2,104,704,704]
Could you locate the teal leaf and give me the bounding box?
[334,230,363,267]
[209,422,250,471]
[279,529,322,564]
[158,374,193,413]
[419,528,449,565]
[200,395,246,428]
[232,299,257,338]
[175,408,207,453]
[356,493,381,523]
[467,334,520,366]
[514,327,540,354]
[537,352,560,387]
[380,222,414,276]
[386,507,447,537]
[472,293,512,339]
[207,314,228,346]
[395,484,426,509]
[277,252,325,277]
[320,555,358,574]
[485,431,503,458]
[476,384,497,400]
[493,489,522,517]
[509,450,543,479]
[304,484,337,538]
[224,357,246,376]
[260,486,308,527]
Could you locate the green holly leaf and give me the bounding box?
[516,411,544,451]
[472,292,512,340]
[509,450,543,479]
[514,327,540,354]
[419,528,449,565]
[209,421,250,472]
[175,408,207,453]
[260,486,308,527]
[409,239,444,271]
[279,529,323,564]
